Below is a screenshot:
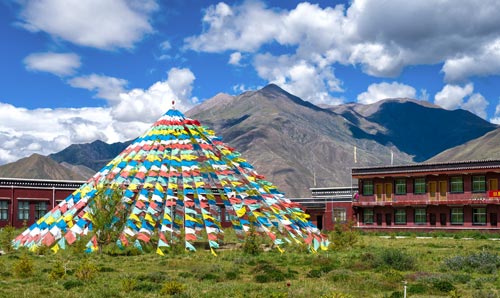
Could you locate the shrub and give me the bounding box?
[407,283,427,294]
[160,280,186,295]
[13,253,34,278]
[432,279,455,292]
[380,248,416,271]
[243,224,262,255]
[224,270,239,280]
[330,221,359,250]
[135,282,161,292]
[120,274,138,293]
[75,259,97,281]
[0,226,16,253]
[62,279,84,290]
[320,293,354,298]
[442,251,500,274]
[307,269,323,278]
[49,260,66,280]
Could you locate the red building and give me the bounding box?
[352,160,500,231]
[0,178,84,228]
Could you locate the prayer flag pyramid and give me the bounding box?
[14,108,329,254]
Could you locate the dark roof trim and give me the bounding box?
[352,159,500,176]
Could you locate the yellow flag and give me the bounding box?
[51,244,60,254]
[156,247,165,256]
[210,248,217,257]
[276,246,284,254]
[236,207,246,217]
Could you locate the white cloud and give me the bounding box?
[185,0,500,106]
[434,83,489,119]
[0,67,197,165]
[68,74,128,101]
[229,52,243,66]
[23,52,81,76]
[463,93,489,119]
[434,83,474,110]
[255,53,343,105]
[18,0,158,49]
[357,82,416,104]
[160,40,171,51]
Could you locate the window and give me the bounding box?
[0,201,8,220]
[363,209,374,224]
[395,179,406,195]
[414,208,426,224]
[363,180,374,195]
[450,177,463,193]
[394,209,407,224]
[18,201,29,221]
[451,208,464,225]
[473,208,486,225]
[414,178,426,194]
[35,202,47,220]
[212,205,222,222]
[472,176,486,193]
[333,208,347,223]
[224,209,237,222]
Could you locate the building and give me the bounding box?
[352,160,500,231]
[0,178,84,228]
[293,186,357,230]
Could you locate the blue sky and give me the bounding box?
[1,0,500,164]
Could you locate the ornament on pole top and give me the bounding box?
[171,99,176,109]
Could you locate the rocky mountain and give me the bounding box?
[427,127,500,162]
[186,84,414,197]
[327,98,497,161]
[49,139,132,171]
[0,154,88,181]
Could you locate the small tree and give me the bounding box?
[88,186,128,253]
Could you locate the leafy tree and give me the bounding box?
[88,186,128,252]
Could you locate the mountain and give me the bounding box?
[0,154,88,181]
[427,127,500,162]
[186,84,414,197]
[328,98,497,161]
[49,139,132,171]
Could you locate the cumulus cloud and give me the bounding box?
[229,52,243,66]
[17,0,158,49]
[357,82,416,104]
[0,67,197,165]
[185,0,500,105]
[68,74,128,101]
[434,83,489,119]
[23,52,81,76]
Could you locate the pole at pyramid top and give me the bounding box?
[171,99,176,110]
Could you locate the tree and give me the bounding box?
[88,186,128,252]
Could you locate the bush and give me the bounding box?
[330,221,359,250]
[243,225,262,255]
[160,280,186,295]
[442,251,500,274]
[13,253,34,278]
[380,248,416,271]
[0,226,16,253]
[75,259,97,281]
[224,270,239,280]
[49,260,66,281]
[432,279,455,292]
[62,279,84,290]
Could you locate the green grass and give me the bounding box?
[1,230,500,297]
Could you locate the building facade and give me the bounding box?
[0,178,84,228]
[352,160,500,231]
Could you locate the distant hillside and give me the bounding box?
[49,139,132,171]
[0,154,87,181]
[187,84,413,197]
[329,98,497,161]
[427,128,500,162]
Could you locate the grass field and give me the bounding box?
[1,228,500,298]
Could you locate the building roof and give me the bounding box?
[352,159,500,178]
[0,177,85,189]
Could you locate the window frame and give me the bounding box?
[472,207,487,225]
[414,208,426,225]
[450,207,464,225]
[363,208,374,224]
[394,209,407,225]
[472,176,486,193]
[363,180,374,196]
[395,178,407,195]
[34,201,47,220]
[450,176,464,193]
[18,201,30,221]
[0,200,8,221]
[414,178,426,194]
[333,208,347,223]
